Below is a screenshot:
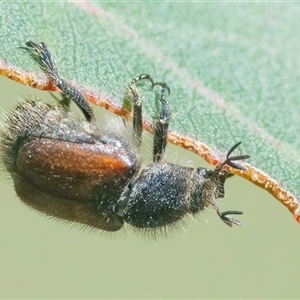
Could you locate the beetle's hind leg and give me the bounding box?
[49,92,71,112]
[20,41,95,122]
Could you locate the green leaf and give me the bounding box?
[1,2,300,221]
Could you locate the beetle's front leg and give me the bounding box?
[152,83,171,162]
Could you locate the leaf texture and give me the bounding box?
[1,2,300,221]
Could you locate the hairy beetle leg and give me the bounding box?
[124,74,154,146]
[152,82,171,163]
[20,41,95,122]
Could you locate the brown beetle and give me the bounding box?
[1,41,249,234]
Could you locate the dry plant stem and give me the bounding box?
[1,66,300,224]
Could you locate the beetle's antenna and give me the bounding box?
[217,209,243,227]
[20,41,95,123]
[215,141,250,172]
[213,142,249,227]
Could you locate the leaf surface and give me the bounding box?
[1,2,300,221]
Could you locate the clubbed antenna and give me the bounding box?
[215,141,250,172]
[214,142,250,227]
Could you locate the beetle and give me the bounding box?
[0,41,249,234]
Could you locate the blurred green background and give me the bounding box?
[0,75,299,299]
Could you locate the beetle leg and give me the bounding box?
[49,92,71,112]
[123,74,154,146]
[152,82,171,162]
[20,41,95,123]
